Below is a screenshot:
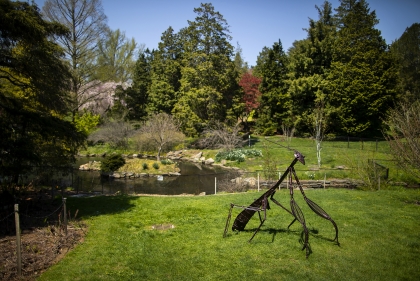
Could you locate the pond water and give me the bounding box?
[70,157,236,196]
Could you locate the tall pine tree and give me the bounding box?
[111,51,152,121]
[256,40,290,135]
[172,3,238,135]
[390,23,420,102]
[326,0,397,136]
[287,1,336,135]
[148,27,182,114]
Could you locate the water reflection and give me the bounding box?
[72,157,235,195]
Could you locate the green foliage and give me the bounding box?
[74,111,100,136]
[256,40,291,134]
[233,42,248,75]
[0,0,85,183]
[325,0,398,136]
[100,154,126,172]
[390,23,420,102]
[148,27,182,114]
[142,163,149,170]
[152,162,159,169]
[96,29,137,83]
[172,3,240,133]
[111,51,152,121]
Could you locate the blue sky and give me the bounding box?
[34,0,420,66]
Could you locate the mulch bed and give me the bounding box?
[0,193,86,281]
[0,225,85,281]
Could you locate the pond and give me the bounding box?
[70,157,238,196]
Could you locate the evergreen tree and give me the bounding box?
[173,3,238,135]
[390,23,420,102]
[234,42,249,75]
[287,1,336,135]
[0,0,85,184]
[148,27,182,114]
[256,40,290,135]
[111,51,152,121]
[326,0,398,136]
[253,46,270,78]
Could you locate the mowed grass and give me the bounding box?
[39,188,420,281]
[236,136,417,184]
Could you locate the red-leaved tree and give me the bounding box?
[239,71,261,130]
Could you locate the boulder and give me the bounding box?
[243,177,257,187]
[204,158,215,165]
[191,151,203,160]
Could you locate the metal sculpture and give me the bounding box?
[223,151,339,258]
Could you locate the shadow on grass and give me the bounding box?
[66,194,138,219]
[228,225,339,258]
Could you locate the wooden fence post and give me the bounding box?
[214,177,217,195]
[63,198,67,236]
[257,173,260,192]
[14,204,22,277]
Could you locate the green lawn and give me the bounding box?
[39,188,420,281]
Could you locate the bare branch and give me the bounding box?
[384,100,420,180]
[198,121,244,150]
[136,113,185,160]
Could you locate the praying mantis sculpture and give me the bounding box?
[223,151,340,258]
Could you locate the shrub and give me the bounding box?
[101,154,125,172]
[215,149,262,163]
[160,159,174,165]
[153,163,160,169]
[142,163,149,170]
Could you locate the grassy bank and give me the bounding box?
[39,188,420,280]
[81,136,419,185]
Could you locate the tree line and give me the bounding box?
[1,0,419,184]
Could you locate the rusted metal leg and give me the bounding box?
[287,218,297,229]
[290,168,340,246]
[291,198,310,258]
[248,197,268,242]
[289,172,310,258]
[223,203,234,238]
[248,216,266,242]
